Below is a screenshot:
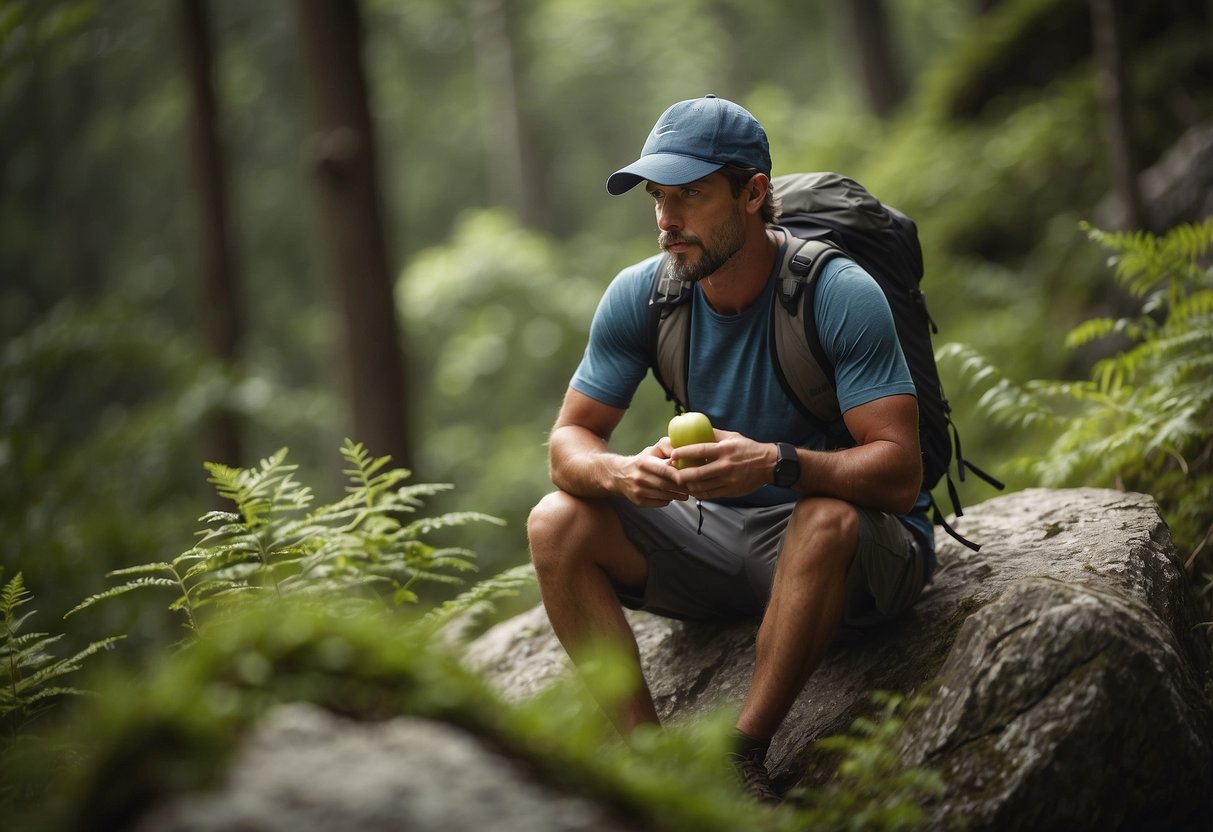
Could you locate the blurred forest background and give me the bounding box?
[2,0,1212,662]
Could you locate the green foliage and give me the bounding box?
[398,209,671,575]
[941,220,1213,559]
[916,0,1087,122]
[65,441,504,636]
[12,603,941,832]
[1,570,121,741]
[796,693,944,831]
[419,562,537,638]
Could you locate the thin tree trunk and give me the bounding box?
[1089,0,1149,230]
[179,0,244,467]
[295,0,412,468]
[467,0,545,229]
[845,0,906,119]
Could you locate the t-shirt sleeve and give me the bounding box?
[568,257,659,409]
[813,257,916,413]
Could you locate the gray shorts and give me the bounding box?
[609,497,927,630]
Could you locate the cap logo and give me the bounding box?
[655,124,678,136]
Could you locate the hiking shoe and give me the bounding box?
[730,753,781,805]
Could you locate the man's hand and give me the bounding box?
[613,443,690,507]
[666,429,775,501]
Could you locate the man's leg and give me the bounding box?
[736,496,858,741]
[527,490,659,733]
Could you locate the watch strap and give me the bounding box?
[773,442,800,488]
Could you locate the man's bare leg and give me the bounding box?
[528,491,659,733]
[736,497,858,741]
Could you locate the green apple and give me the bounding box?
[668,411,715,469]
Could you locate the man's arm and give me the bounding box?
[549,388,689,508]
[805,392,922,513]
[669,393,922,514]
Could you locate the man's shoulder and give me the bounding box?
[817,252,871,288]
[813,254,888,316]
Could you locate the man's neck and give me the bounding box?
[699,227,781,316]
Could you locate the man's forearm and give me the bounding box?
[791,440,922,515]
[548,424,626,498]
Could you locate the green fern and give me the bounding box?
[419,563,537,638]
[66,440,505,636]
[942,220,1213,561]
[2,571,122,740]
[793,692,942,830]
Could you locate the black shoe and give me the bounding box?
[730,753,781,805]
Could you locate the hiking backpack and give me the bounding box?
[646,171,1002,549]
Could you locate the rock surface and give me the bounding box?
[133,704,637,832]
[466,488,1213,829]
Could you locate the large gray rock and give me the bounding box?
[134,704,637,832]
[466,488,1213,829]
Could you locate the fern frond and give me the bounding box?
[404,511,505,538]
[205,448,313,527]
[1084,218,1213,297]
[105,562,175,578]
[396,482,456,503]
[66,440,508,640]
[340,439,411,504]
[418,563,536,635]
[197,510,241,525]
[3,632,63,664]
[21,636,123,688]
[402,571,467,586]
[3,610,40,638]
[1,571,32,617]
[975,222,1213,559]
[3,576,122,735]
[1063,317,1119,350]
[63,578,181,618]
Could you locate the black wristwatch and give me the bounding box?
[773,442,800,488]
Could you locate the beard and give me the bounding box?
[659,206,746,283]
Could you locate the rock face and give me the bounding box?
[134,704,637,832]
[466,488,1213,830]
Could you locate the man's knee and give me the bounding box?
[783,497,860,570]
[527,491,576,559]
[791,497,859,538]
[527,491,611,566]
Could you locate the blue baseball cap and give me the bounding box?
[606,95,771,195]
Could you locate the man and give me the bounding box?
[526,95,933,804]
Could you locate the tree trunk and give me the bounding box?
[1089,0,1149,230]
[179,0,244,467]
[295,0,412,468]
[467,0,545,229]
[845,0,906,119]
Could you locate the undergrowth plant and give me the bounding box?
[794,692,944,831]
[1,570,121,741]
[20,602,943,832]
[65,440,507,637]
[939,219,1213,568]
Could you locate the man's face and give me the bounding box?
[646,173,747,283]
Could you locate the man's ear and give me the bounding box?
[745,173,770,214]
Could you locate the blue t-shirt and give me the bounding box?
[570,242,935,560]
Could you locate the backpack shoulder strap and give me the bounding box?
[771,235,849,424]
[648,254,693,411]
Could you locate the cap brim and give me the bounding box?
[605,154,724,195]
